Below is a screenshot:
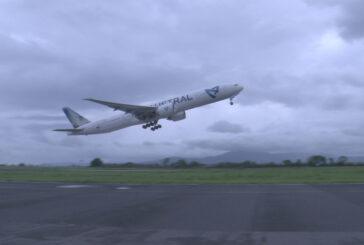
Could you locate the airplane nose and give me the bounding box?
[235,84,243,92]
[233,84,244,92]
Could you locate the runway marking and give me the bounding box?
[57,185,92,189]
[115,187,130,190]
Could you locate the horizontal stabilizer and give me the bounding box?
[53,128,83,132]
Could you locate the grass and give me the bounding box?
[1,166,364,184]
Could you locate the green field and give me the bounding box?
[1,166,364,184]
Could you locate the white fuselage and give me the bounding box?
[72,84,243,135]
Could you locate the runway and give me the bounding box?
[1,182,364,244]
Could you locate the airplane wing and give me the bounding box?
[84,98,156,119]
[53,128,83,132]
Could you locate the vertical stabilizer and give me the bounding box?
[62,107,90,128]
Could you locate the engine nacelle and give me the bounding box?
[167,111,186,121]
[156,104,175,118]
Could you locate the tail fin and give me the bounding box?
[62,107,90,128]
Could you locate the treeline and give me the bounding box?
[89,155,364,169]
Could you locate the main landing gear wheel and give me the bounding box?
[142,121,162,131]
[151,124,162,131]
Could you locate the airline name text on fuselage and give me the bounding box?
[153,94,193,107]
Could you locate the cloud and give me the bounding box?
[335,0,364,40]
[0,0,364,163]
[11,115,65,121]
[306,0,364,41]
[207,121,248,134]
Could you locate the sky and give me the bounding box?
[1,0,364,164]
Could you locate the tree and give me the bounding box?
[337,156,348,165]
[189,161,204,168]
[162,158,170,167]
[90,158,103,167]
[294,160,302,166]
[242,160,253,168]
[283,160,292,166]
[307,155,326,166]
[171,159,188,168]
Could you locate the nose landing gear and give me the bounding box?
[230,97,234,105]
[142,121,162,131]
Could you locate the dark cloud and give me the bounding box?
[335,0,364,40]
[183,137,303,154]
[342,131,363,138]
[207,121,248,134]
[306,0,364,40]
[184,139,245,152]
[11,115,65,121]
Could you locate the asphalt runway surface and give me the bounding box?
[1,182,364,245]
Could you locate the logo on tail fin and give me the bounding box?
[62,107,90,128]
[205,86,220,98]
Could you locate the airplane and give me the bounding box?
[54,84,244,135]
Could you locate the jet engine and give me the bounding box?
[168,111,186,121]
[156,104,175,118]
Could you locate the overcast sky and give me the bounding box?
[1,0,363,164]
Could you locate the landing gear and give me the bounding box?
[142,121,162,131]
[151,124,162,131]
[230,97,234,105]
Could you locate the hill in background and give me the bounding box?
[151,150,364,165]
